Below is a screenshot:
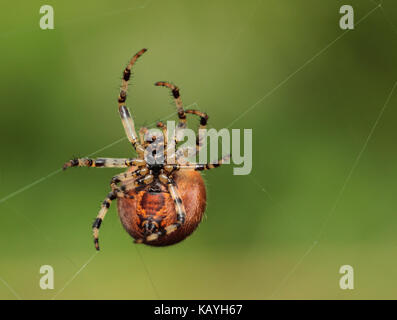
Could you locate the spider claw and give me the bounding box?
[63,158,80,170]
[62,162,71,171]
[94,239,100,251]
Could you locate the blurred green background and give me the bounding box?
[0,0,396,299]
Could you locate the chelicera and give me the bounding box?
[63,49,229,250]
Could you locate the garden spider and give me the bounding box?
[63,49,229,250]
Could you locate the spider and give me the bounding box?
[63,49,229,250]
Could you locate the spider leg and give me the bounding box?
[156,121,168,145]
[156,121,169,160]
[155,82,186,129]
[164,154,231,173]
[118,49,148,157]
[92,179,154,251]
[135,173,186,243]
[152,82,210,160]
[172,109,207,163]
[110,167,149,190]
[92,190,117,251]
[139,127,149,146]
[158,120,186,165]
[144,132,166,166]
[132,174,154,189]
[175,146,196,162]
[62,157,146,170]
[190,154,231,171]
[184,109,208,154]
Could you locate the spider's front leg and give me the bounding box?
[154,81,209,151]
[118,49,148,157]
[155,82,186,129]
[139,127,149,147]
[185,109,208,153]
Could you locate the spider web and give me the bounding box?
[0,0,170,299]
[0,105,195,299]
[266,0,397,298]
[52,1,393,300]
[1,0,396,300]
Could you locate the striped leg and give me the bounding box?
[136,175,186,243]
[159,120,182,164]
[119,106,146,156]
[118,49,148,156]
[192,154,231,171]
[166,154,231,172]
[156,121,169,159]
[144,127,167,165]
[62,157,146,170]
[185,109,208,153]
[92,191,117,251]
[155,82,186,129]
[114,190,135,199]
[172,110,209,163]
[110,167,149,190]
[175,146,196,163]
[139,127,149,146]
[92,183,144,251]
[133,174,154,187]
[117,174,155,195]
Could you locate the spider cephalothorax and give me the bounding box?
[63,49,228,250]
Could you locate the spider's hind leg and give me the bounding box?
[93,168,154,251]
[92,190,117,251]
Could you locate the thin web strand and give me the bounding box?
[270,79,397,298]
[0,104,197,206]
[226,4,381,128]
[0,277,22,300]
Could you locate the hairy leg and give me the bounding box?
[155,81,186,129]
[117,49,148,156]
[62,157,146,170]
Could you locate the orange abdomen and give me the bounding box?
[117,170,206,246]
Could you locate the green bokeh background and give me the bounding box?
[0,0,396,299]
